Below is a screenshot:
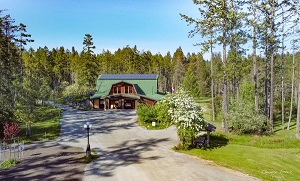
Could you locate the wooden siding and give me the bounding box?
[109,82,137,95]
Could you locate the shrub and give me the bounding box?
[160,88,206,148]
[154,101,171,124]
[136,104,157,124]
[227,101,266,134]
[3,122,20,140]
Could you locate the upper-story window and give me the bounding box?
[117,86,121,93]
[113,86,117,94]
[129,86,133,93]
[125,86,128,93]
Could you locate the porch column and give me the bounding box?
[103,98,106,110]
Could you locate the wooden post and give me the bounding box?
[206,131,211,148]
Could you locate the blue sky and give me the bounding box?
[1,0,210,58]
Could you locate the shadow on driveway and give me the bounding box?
[86,138,169,177]
[0,141,86,181]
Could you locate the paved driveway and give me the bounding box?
[58,105,259,181]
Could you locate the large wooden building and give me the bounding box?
[90,74,165,109]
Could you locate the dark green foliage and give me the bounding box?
[1,1,300,140]
[240,81,255,103]
[136,103,170,129]
[136,104,157,124]
[177,128,197,150]
[154,102,171,124]
[183,67,200,98]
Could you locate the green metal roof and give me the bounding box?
[91,74,164,101]
[99,74,158,80]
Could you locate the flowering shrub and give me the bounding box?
[161,88,206,148]
[3,122,20,141]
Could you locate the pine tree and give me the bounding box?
[172,47,186,90]
[183,65,200,98]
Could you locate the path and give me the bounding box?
[58,105,259,181]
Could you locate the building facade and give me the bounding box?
[90,74,165,109]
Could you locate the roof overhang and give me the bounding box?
[105,94,141,99]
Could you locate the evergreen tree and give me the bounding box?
[183,66,200,98]
[172,47,186,90]
[83,33,96,54]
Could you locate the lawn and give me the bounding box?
[179,130,300,181]
[183,98,300,181]
[18,105,62,142]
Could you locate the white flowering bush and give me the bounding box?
[161,88,206,148]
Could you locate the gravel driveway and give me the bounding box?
[58,105,259,181]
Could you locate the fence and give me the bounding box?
[0,132,50,164]
[0,140,25,163]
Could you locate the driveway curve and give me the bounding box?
[58,105,259,181]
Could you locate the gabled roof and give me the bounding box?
[91,74,164,101]
[99,74,158,80]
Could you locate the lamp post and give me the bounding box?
[84,122,92,157]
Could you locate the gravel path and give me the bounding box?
[58,105,259,181]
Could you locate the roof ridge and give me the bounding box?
[99,74,158,80]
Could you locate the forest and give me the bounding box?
[1,0,300,138]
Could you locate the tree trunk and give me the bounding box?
[270,51,274,133]
[236,83,240,102]
[281,8,285,130]
[269,1,275,133]
[210,35,216,122]
[264,43,269,124]
[231,80,234,104]
[296,83,300,139]
[253,1,259,112]
[288,47,295,130]
[26,123,29,136]
[222,33,228,132]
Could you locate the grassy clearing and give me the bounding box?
[180,97,300,181]
[18,105,62,142]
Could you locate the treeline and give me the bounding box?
[181,0,300,134]
[1,0,300,137]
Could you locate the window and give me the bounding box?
[125,86,128,93]
[113,86,117,94]
[118,86,121,93]
[129,86,133,93]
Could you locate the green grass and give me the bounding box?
[136,118,169,130]
[79,151,99,163]
[0,159,19,169]
[18,105,62,142]
[178,97,300,181]
[195,97,211,103]
[179,144,300,181]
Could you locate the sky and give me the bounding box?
[1,0,211,58]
